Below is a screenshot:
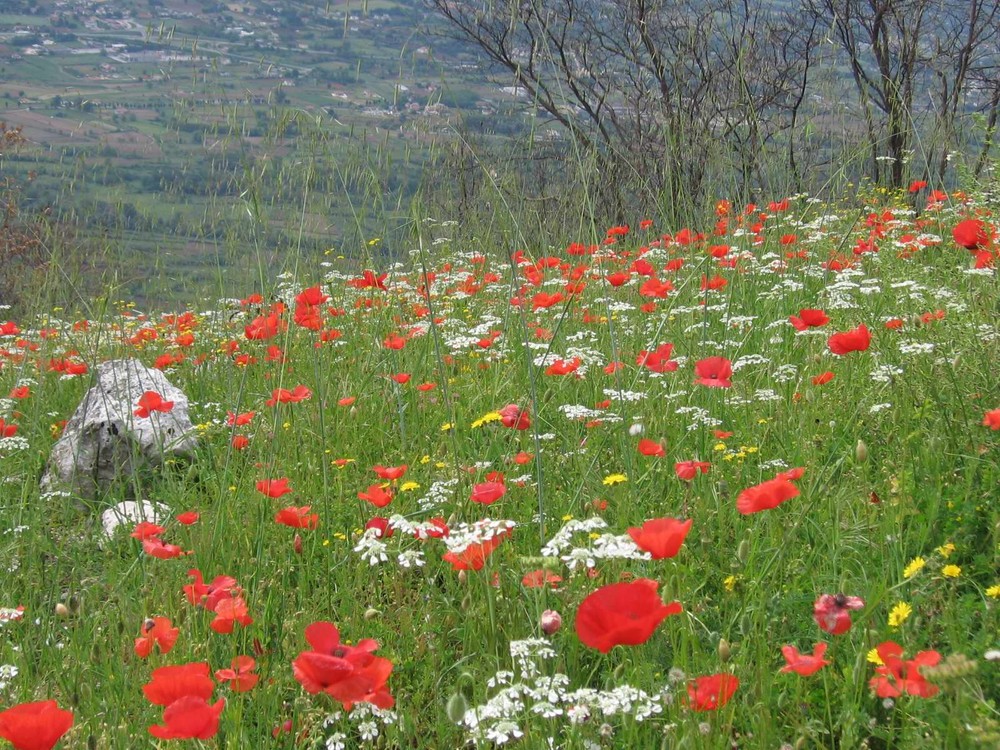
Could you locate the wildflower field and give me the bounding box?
[0,189,998,749]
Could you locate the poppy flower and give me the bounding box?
[674,460,710,481]
[687,673,739,711]
[142,537,187,559]
[637,438,666,457]
[131,522,166,540]
[176,511,200,525]
[364,517,394,538]
[780,643,829,676]
[226,411,255,427]
[215,655,259,692]
[148,696,225,740]
[513,451,534,465]
[183,570,240,611]
[0,700,74,750]
[828,324,871,355]
[983,408,1000,430]
[143,662,215,706]
[693,357,733,388]
[499,404,531,430]
[735,477,799,514]
[390,373,411,385]
[868,641,940,698]
[231,435,250,450]
[256,478,292,498]
[952,218,992,251]
[134,391,174,418]
[0,418,17,438]
[348,270,388,289]
[442,534,507,571]
[575,579,682,653]
[521,570,563,589]
[789,309,829,330]
[812,371,835,386]
[210,596,253,634]
[265,385,312,406]
[627,518,692,560]
[358,484,393,508]
[292,622,394,710]
[135,617,180,658]
[275,506,319,529]
[813,593,864,635]
[470,481,506,505]
[636,343,677,373]
[372,465,407,481]
[8,386,30,399]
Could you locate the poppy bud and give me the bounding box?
[855,439,868,463]
[541,609,562,635]
[55,602,70,618]
[457,570,467,586]
[736,539,750,564]
[718,637,732,663]
[446,692,469,723]
[364,607,381,620]
[293,534,303,555]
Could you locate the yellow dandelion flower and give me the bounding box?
[602,473,627,486]
[561,514,574,522]
[435,461,447,469]
[723,575,739,592]
[903,556,926,579]
[713,442,727,452]
[888,601,912,628]
[440,422,453,432]
[471,411,503,428]
[588,532,601,540]
[936,542,955,558]
[986,584,1000,598]
[941,564,961,578]
[420,455,431,464]
[400,481,420,492]
[866,648,884,665]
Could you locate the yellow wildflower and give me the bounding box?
[440,422,453,432]
[471,411,503,428]
[941,565,961,578]
[866,648,884,666]
[723,575,739,592]
[936,542,955,558]
[713,442,727,452]
[400,481,420,492]
[903,556,926,579]
[602,473,627,486]
[986,584,1000,598]
[888,601,912,628]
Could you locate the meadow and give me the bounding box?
[0,185,998,748]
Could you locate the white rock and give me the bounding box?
[100,499,170,539]
[41,359,197,503]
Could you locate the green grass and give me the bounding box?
[0,184,998,748]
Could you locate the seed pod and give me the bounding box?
[446,692,469,724]
[855,439,869,463]
[718,638,732,663]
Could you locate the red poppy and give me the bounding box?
[226,411,255,427]
[545,357,581,376]
[442,534,508,571]
[142,537,187,559]
[135,617,180,658]
[674,460,710,481]
[735,477,799,514]
[789,308,829,330]
[575,579,682,653]
[364,517,394,538]
[256,478,292,498]
[513,451,534,465]
[627,518,692,560]
[952,218,992,251]
[8,386,30,399]
[868,641,940,698]
[183,569,240,611]
[373,465,407,480]
[131,522,166,540]
[636,343,677,373]
[210,596,253,634]
[275,506,319,529]
[0,700,73,750]
[687,673,739,711]
[292,622,394,710]
[358,484,393,508]
[693,357,733,388]
[813,593,864,635]
[148,696,225,740]
[983,408,1000,430]
[828,324,871,355]
[812,371,835,386]
[134,391,174,418]
[471,481,506,505]
[521,570,563,589]
[231,435,250,450]
[265,385,312,406]
[143,662,215,706]
[0,418,17,438]
[780,643,829,676]
[215,655,259,692]
[338,396,357,407]
[637,438,666,457]
[499,404,531,430]
[348,270,388,289]
[390,373,411,384]
[176,511,200,525]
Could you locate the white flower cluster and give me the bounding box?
[443,519,516,556]
[541,517,650,571]
[559,404,620,423]
[353,529,389,567]
[416,478,459,512]
[461,637,668,746]
[323,704,398,748]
